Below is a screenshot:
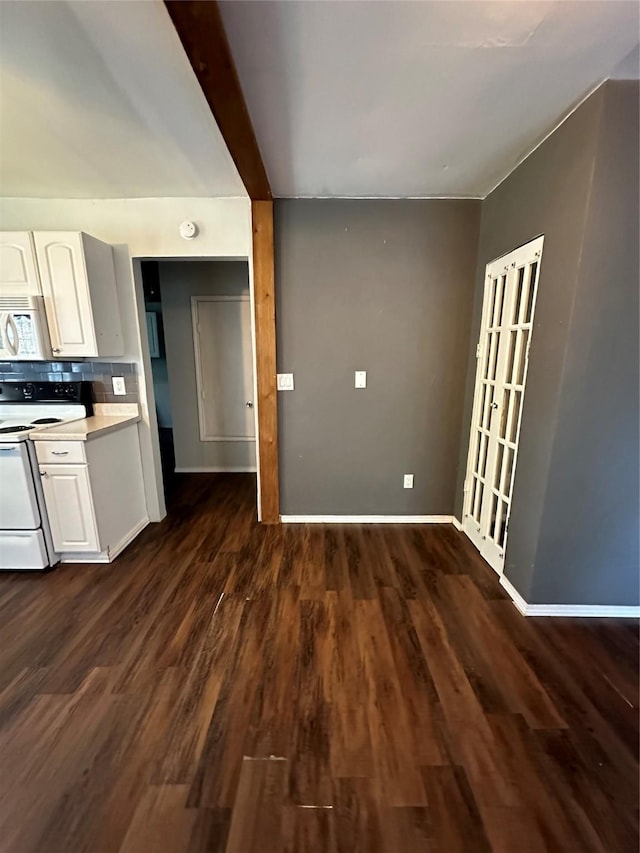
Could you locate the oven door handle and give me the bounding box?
[5,314,19,357]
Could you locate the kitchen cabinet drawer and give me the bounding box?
[35,441,86,465]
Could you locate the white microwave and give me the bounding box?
[0,296,51,360]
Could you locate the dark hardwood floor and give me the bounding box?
[0,474,637,852]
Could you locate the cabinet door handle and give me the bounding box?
[52,347,62,354]
[51,450,69,456]
[39,468,48,477]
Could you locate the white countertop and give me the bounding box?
[30,412,140,442]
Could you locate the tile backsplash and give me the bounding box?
[0,361,139,404]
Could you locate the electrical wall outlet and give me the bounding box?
[403,474,414,489]
[277,373,295,391]
[355,370,367,389]
[112,376,126,396]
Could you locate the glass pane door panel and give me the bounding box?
[463,237,544,575]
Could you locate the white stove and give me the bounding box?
[0,381,93,570]
[0,403,88,440]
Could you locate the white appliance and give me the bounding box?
[0,296,51,360]
[0,381,92,570]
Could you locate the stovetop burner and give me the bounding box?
[0,425,31,434]
[31,417,63,425]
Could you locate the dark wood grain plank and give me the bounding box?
[0,474,636,852]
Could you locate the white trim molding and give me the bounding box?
[500,576,640,619]
[175,466,257,473]
[499,576,530,615]
[452,517,463,531]
[60,517,149,564]
[280,515,454,524]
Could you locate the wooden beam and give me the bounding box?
[252,201,279,523]
[165,1,279,522]
[164,0,272,201]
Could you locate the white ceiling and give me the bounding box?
[0,0,246,199]
[219,0,640,198]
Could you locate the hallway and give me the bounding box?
[0,474,637,852]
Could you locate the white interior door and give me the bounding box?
[463,236,544,574]
[192,296,255,442]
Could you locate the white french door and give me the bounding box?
[463,236,544,574]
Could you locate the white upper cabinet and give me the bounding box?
[0,232,41,296]
[33,231,123,357]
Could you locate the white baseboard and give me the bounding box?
[280,515,454,524]
[175,466,257,473]
[452,517,463,531]
[499,575,529,615]
[60,553,110,564]
[60,517,149,565]
[499,575,640,618]
[525,603,640,618]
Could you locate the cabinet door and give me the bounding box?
[33,232,98,357]
[0,232,41,296]
[39,463,100,552]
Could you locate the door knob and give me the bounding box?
[245,401,254,408]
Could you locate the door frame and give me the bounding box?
[132,248,275,524]
[462,235,544,574]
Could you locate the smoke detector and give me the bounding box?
[179,220,198,240]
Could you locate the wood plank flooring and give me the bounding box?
[0,473,637,852]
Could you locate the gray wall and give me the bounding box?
[158,260,256,471]
[150,352,172,428]
[275,199,481,515]
[532,81,639,605]
[144,302,172,428]
[455,81,639,605]
[454,85,605,598]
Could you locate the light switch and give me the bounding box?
[355,370,367,389]
[403,474,414,489]
[277,373,295,391]
[112,376,126,396]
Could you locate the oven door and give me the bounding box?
[0,442,41,529]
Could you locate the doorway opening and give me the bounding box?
[140,259,257,515]
[462,236,544,575]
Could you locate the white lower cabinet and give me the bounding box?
[35,422,147,561]
[39,464,100,552]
